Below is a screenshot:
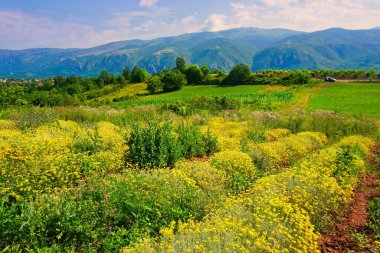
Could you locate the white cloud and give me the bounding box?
[139,0,158,8]
[0,10,106,49]
[228,0,380,31]
[1,0,380,49]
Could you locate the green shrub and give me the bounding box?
[127,121,218,169]
[128,121,181,168]
[211,151,256,191]
[369,197,380,239]
[13,107,57,129]
[0,170,209,251]
[177,123,216,159]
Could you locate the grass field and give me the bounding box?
[112,85,296,108]
[308,83,380,117]
[94,83,148,100]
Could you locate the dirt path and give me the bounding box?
[280,82,334,113]
[318,172,380,253]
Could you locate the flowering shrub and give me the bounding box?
[0,120,126,200]
[248,131,328,172]
[205,117,249,151]
[0,169,209,251]
[174,161,229,199]
[264,128,291,141]
[211,151,256,191]
[124,135,374,252]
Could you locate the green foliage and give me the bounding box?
[0,85,26,109]
[131,66,150,83]
[161,70,187,92]
[127,120,218,168]
[201,65,211,77]
[122,66,132,81]
[97,70,116,86]
[128,121,180,168]
[177,124,218,158]
[222,64,251,86]
[147,75,163,94]
[333,145,363,184]
[14,107,57,129]
[185,65,204,84]
[175,57,186,73]
[281,70,311,85]
[0,170,209,251]
[369,197,380,240]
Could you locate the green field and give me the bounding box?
[308,83,380,117]
[112,85,295,108]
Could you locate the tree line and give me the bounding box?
[0,58,379,108]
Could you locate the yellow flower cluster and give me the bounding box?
[211,151,256,179]
[0,120,126,199]
[174,161,229,198]
[248,132,328,172]
[264,128,291,142]
[204,117,249,151]
[124,135,374,253]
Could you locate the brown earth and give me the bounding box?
[319,145,380,253]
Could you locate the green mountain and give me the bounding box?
[1,27,380,78]
[252,28,380,70]
[0,28,300,78]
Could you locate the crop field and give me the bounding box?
[113,84,263,107]
[308,82,380,117]
[1,81,380,252]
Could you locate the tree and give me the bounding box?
[175,57,186,73]
[367,68,376,81]
[281,70,311,85]
[147,75,163,94]
[131,66,150,83]
[185,65,204,84]
[97,70,116,85]
[162,70,187,92]
[0,85,25,109]
[122,67,131,81]
[222,64,251,86]
[201,65,211,77]
[116,75,127,86]
[213,68,224,77]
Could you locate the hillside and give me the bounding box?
[252,28,380,70]
[0,28,299,78]
[2,27,380,78]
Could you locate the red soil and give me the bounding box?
[319,145,380,253]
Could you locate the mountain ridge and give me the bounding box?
[1,27,379,78]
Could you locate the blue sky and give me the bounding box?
[1,0,380,49]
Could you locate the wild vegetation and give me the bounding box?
[1,60,380,252]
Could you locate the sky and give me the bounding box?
[1,0,380,49]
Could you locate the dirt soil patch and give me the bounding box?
[318,172,380,253]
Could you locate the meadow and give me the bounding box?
[308,82,380,117]
[1,78,380,252]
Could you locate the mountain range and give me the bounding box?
[1,27,380,78]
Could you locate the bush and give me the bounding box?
[177,123,217,158]
[247,132,328,172]
[222,64,251,86]
[128,121,180,168]
[126,135,373,253]
[147,75,163,94]
[211,151,256,191]
[0,120,126,200]
[13,107,57,129]
[127,121,218,169]
[369,197,380,240]
[162,70,187,92]
[0,169,208,251]
[174,161,229,199]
